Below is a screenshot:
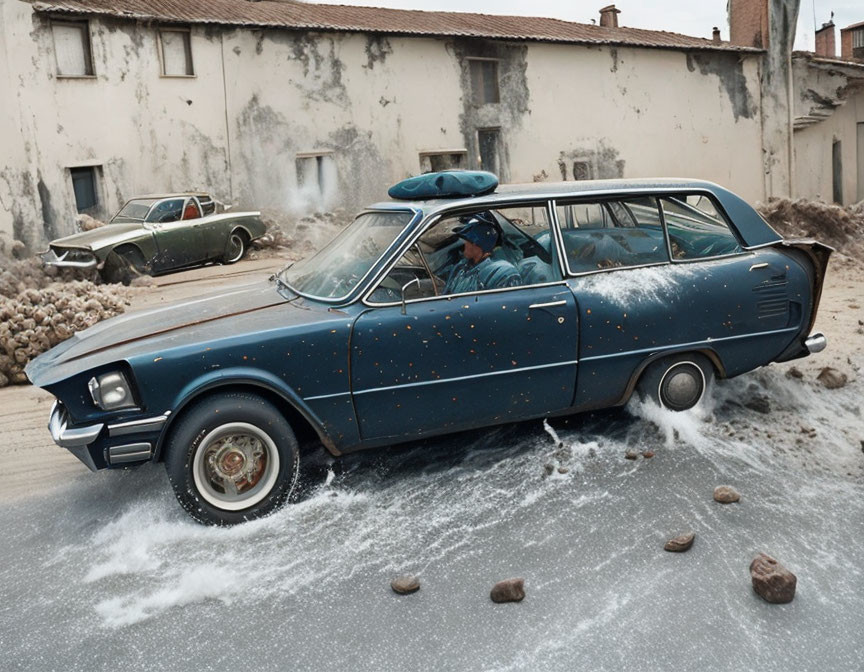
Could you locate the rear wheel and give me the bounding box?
[164,392,299,525]
[637,353,713,411]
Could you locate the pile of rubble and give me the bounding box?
[757,198,864,258]
[250,209,351,261]
[0,236,129,387]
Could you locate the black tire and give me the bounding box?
[222,231,247,264]
[164,392,300,525]
[101,248,148,285]
[637,353,713,411]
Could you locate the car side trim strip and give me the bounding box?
[579,326,799,362]
[305,359,581,401]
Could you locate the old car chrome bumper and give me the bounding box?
[40,249,98,269]
[48,401,104,471]
[805,332,827,354]
[48,402,163,470]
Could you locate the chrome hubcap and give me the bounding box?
[192,422,280,511]
[226,234,244,262]
[659,362,705,410]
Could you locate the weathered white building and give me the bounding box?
[0,0,861,250]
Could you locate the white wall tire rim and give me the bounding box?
[657,361,706,410]
[192,422,281,511]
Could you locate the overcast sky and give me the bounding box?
[307,0,862,53]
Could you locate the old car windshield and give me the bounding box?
[145,198,185,223]
[112,198,158,223]
[280,210,415,300]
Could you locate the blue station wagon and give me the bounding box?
[26,174,831,525]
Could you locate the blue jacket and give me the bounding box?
[444,256,522,294]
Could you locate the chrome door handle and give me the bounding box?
[529,300,567,309]
[749,263,769,271]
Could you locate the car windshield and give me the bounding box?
[112,198,158,223]
[145,198,186,223]
[280,210,415,300]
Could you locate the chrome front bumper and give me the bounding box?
[48,402,162,469]
[805,332,827,354]
[39,249,98,269]
[49,402,104,471]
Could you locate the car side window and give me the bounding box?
[661,195,743,260]
[146,198,185,223]
[556,197,668,273]
[182,198,201,220]
[367,203,561,304]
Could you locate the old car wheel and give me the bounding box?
[637,353,713,411]
[101,249,146,285]
[164,392,299,525]
[223,231,247,264]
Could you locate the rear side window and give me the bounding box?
[556,197,668,273]
[661,196,743,260]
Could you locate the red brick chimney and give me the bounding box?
[815,21,835,57]
[599,5,620,28]
[712,27,721,43]
[728,0,769,48]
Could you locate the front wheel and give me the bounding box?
[164,392,299,525]
[637,353,713,411]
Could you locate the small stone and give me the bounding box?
[786,367,804,379]
[664,532,695,552]
[390,575,420,595]
[543,463,555,476]
[750,553,796,604]
[625,449,639,460]
[557,466,569,474]
[642,450,655,459]
[490,578,525,603]
[713,485,740,503]
[744,396,771,414]
[860,440,864,454]
[817,367,848,389]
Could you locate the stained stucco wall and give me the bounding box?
[1,4,767,249]
[793,59,864,205]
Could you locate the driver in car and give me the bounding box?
[443,212,522,294]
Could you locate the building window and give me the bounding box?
[51,20,94,77]
[477,129,500,174]
[159,28,194,76]
[69,166,100,213]
[853,29,864,49]
[419,151,467,173]
[296,152,336,211]
[468,59,500,105]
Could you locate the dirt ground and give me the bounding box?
[1,250,861,503]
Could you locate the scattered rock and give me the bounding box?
[543,463,555,476]
[642,450,655,459]
[860,440,864,454]
[390,575,420,595]
[750,553,796,604]
[713,485,740,503]
[817,367,848,389]
[557,466,569,474]
[786,367,804,379]
[625,449,639,460]
[664,532,695,552]
[490,578,525,603]
[744,396,771,414]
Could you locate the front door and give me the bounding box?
[148,198,206,270]
[350,285,579,441]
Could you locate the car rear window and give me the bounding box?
[556,197,668,273]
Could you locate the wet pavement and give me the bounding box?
[2,366,863,672]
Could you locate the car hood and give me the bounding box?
[49,223,148,251]
[25,281,334,387]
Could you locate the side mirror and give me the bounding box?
[400,278,420,315]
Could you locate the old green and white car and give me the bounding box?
[40,193,265,283]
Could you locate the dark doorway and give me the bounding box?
[832,140,843,205]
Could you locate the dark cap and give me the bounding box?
[453,211,499,253]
